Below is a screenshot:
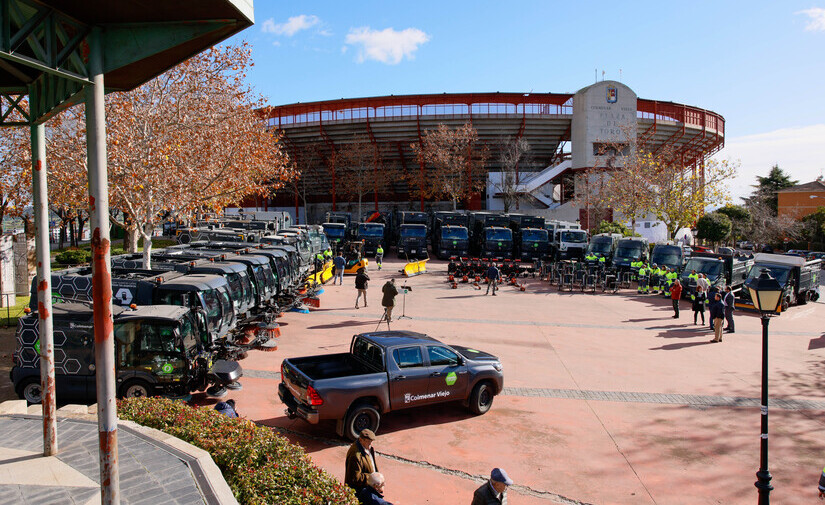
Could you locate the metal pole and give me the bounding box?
[755,315,773,504]
[30,119,57,456]
[85,28,120,505]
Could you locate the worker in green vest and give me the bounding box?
[637,263,649,294]
[376,244,384,270]
[666,268,678,297]
[650,264,661,294]
[585,252,598,265]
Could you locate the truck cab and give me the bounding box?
[586,233,622,264]
[651,244,685,273]
[397,224,428,259]
[357,222,386,256]
[552,228,588,261]
[11,303,242,404]
[321,222,348,250]
[481,226,514,259]
[613,237,649,270]
[517,227,549,261]
[435,225,470,260]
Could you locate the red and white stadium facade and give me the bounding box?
[253,81,723,226]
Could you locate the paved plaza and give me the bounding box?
[217,257,825,505]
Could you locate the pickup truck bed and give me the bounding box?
[287,354,376,381]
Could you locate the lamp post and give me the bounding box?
[746,269,784,505]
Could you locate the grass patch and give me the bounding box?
[1,295,31,327]
[118,397,358,505]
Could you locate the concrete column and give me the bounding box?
[84,28,120,505]
[30,120,57,456]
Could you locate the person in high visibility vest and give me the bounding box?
[650,264,660,294]
[664,267,678,297]
[324,248,333,260]
[585,252,598,265]
[818,465,825,498]
[637,263,649,294]
[376,244,384,270]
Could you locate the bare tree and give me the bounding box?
[336,134,392,220]
[493,136,532,212]
[411,123,488,210]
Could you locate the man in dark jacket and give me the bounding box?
[485,263,501,296]
[333,252,347,285]
[723,285,735,333]
[355,267,370,309]
[709,293,725,342]
[381,279,399,322]
[472,467,512,505]
[345,429,378,493]
[213,399,238,418]
[356,472,394,505]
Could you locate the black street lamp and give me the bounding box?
[745,269,784,505]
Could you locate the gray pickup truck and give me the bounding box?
[278,331,504,440]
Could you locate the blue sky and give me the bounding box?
[227,1,825,199]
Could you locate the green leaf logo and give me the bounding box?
[34,340,40,354]
[161,363,174,374]
[445,372,457,386]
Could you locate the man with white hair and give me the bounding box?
[356,472,394,505]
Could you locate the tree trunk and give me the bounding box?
[141,223,154,269]
[76,215,86,244]
[452,198,457,211]
[69,219,76,247]
[126,228,139,253]
[357,193,363,224]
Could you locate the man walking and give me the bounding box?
[345,429,379,494]
[355,267,370,309]
[670,279,682,318]
[376,244,384,270]
[710,293,725,342]
[381,278,399,322]
[333,251,346,285]
[472,468,513,505]
[723,285,735,333]
[485,262,501,296]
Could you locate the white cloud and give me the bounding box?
[797,8,825,31]
[716,124,825,201]
[344,27,430,64]
[262,15,320,36]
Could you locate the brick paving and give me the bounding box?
[0,416,206,505]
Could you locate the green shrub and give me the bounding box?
[118,397,358,505]
[54,248,90,265]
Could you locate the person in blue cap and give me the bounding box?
[472,467,512,504]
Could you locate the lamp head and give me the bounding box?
[745,268,783,315]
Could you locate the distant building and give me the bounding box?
[777,180,825,219]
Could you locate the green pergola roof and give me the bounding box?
[0,0,254,124]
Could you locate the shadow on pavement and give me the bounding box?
[257,403,476,454]
[307,319,379,330]
[808,334,825,350]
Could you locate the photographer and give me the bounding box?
[381,278,399,322]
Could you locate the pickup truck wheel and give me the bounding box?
[345,405,380,441]
[17,377,42,404]
[469,382,494,415]
[120,379,153,399]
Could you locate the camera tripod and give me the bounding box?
[397,285,411,320]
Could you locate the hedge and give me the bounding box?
[118,397,358,505]
[54,248,91,265]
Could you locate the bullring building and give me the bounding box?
[253,81,723,236]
